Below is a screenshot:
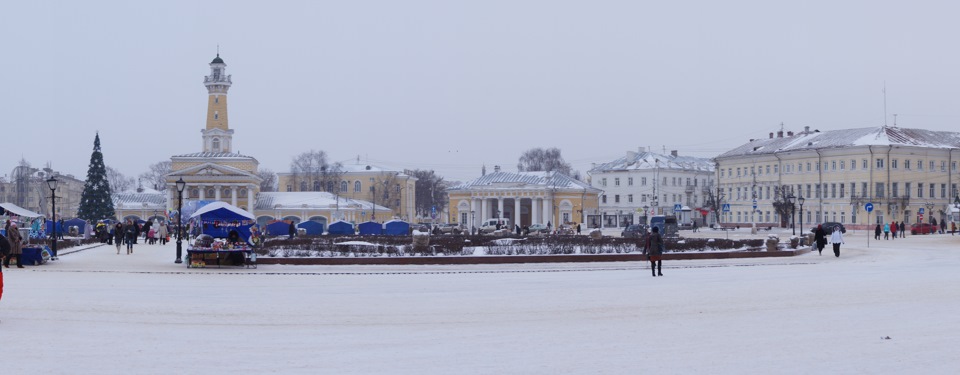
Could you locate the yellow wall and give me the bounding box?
[206,94,229,130]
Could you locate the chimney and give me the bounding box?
[671,150,678,157]
[787,131,794,136]
[494,165,501,173]
[804,125,810,133]
[769,132,774,139]
[626,150,637,160]
[638,146,645,153]
[777,130,783,138]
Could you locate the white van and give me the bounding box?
[479,218,511,234]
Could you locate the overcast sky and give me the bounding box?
[4,0,960,184]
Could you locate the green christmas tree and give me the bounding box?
[77,133,116,221]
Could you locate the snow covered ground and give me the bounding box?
[3,233,959,374]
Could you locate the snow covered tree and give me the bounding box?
[138,160,171,191]
[77,133,116,221]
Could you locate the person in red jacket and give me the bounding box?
[0,232,11,302]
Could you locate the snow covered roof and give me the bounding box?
[0,202,43,217]
[717,126,960,159]
[589,151,714,173]
[113,189,166,209]
[172,151,257,160]
[254,192,389,211]
[190,201,255,219]
[449,171,599,192]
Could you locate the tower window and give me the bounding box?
[215,96,219,104]
[212,138,220,152]
[214,111,219,120]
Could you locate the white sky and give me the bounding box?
[4,231,960,373]
[4,1,960,183]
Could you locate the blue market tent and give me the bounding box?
[327,220,355,235]
[265,221,292,236]
[357,221,382,235]
[189,202,256,244]
[383,220,410,236]
[64,218,86,231]
[297,220,325,235]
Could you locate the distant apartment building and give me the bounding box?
[587,148,715,228]
[1,165,84,219]
[714,126,960,230]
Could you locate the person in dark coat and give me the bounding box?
[515,224,521,236]
[813,225,827,256]
[288,221,296,239]
[899,221,906,238]
[643,226,665,277]
[940,219,947,234]
[0,232,11,301]
[124,219,137,254]
[114,223,124,254]
[576,223,581,235]
[874,224,882,240]
[3,223,23,268]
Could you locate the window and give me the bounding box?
[602,195,607,203]
[905,160,911,170]
[862,159,868,169]
[313,181,321,191]
[876,159,884,169]
[831,161,836,171]
[840,183,845,198]
[954,183,958,198]
[628,194,633,203]
[214,96,219,104]
[601,178,607,187]
[930,161,935,171]
[214,112,219,120]
[286,185,292,192]
[918,183,924,198]
[831,183,836,198]
[766,165,771,174]
[806,184,811,198]
[892,182,898,197]
[614,178,620,186]
[395,184,401,193]
[327,181,335,192]
[875,183,884,198]
[642,177,647,186]
[300,182,307,191]
[941,161,947,172]
[850,183,856,197]
[862,182,868,197]
[807,163,812,172]
[354,181,361,192]
[628,177,633,186]
[954,161,958,171]
[751,167,755,176]
[222,188,231,198]
[687,178,692,186]
[341,181,348,192]
[905,183,911,198]
[851,160,856,170]
[918,160,923,170]
[720,169,725,177]
[737,168,741,177]
[816,184,821,198]
[840,160,845,170]
[212,138,220,152]
[892,159,898,169]
[614,195,620,203]
[239,188,247,196]
[941,183,947,198]
[930,183,935,198]
[774,164,779,173]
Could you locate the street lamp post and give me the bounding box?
[787,194,796,235]
[46,177,58,260]
[642,205,649,226]
[470,210,476,235]
[798,196,806,234]
[175,178,186,264]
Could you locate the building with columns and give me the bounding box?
[114,54,390,228]
[586,148,715,228]
[715,126,960,230]
[447,167,601,230]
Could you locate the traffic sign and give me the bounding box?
[865,203,874,213]
[722,204,731,212]
[674,204,682,212]
[918,207,925,214]
[752,199,758,210]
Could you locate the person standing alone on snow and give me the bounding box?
[643,226,665,277]
[814,225,827,256]
[3,223,23,268]
[124,219,137,254]
[830,226,844,257]
[874,224,881,240]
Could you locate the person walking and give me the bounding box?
[576,223,582,235]
[158,223,168,245]
[814,225,827,256]
[890,221,897,240]
[874,224,882,240]
[288,220,296,239]
[124,219,137,254]
[940,219,947,234]
[643,226,665,277]
[830,226,845,257]
[883,222,890,240]
[952,222,956,236]
[899,221,905,238]
[114,223,124,254]
[3,223,23,268]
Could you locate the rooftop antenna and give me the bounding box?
[883,81,888,127]
[217,44,220,56]
[780,122,785,132]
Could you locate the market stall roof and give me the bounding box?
[189,201,255,220]
[0,202,44,217]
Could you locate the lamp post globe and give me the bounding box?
[175,177,186,264]
[47,176,59,260]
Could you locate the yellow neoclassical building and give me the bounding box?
[715,126,960,230]
[276,162,416,222]
[447,167,601,230]
[111,54,391,228]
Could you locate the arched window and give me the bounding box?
[354,181,361,192]
[340,181,348,192]
[326,181,335,192]
[313,181,321,191]
[300,181,307,191]
[212,138,221,152]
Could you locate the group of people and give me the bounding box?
[874,222,906,240]
[813,225,846,257]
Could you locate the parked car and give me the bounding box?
[527,223,550,234]
[810,222,846,234]
[479,218,512,234]
[438,223,462,234]
[621,224,648,238]
[911,223,937,235]
[556,224,575,235]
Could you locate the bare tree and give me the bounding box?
[138,160,171,191]
[256,168,278,192]
[771,185,795,228]
[289,150,344,192]
[704,187,724,226]
[517,147,573,176]
[406,169,447,219]
[106,166,135,193]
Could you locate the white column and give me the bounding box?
[514,197,521,227]
[166,187,174,211]
[531,198,539,224]
[214,185,222,201]
[497,197,504,221]
[247,185,254,210]
[231,186,238,207]
[545,198,553,227]
[198,184,206,200]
